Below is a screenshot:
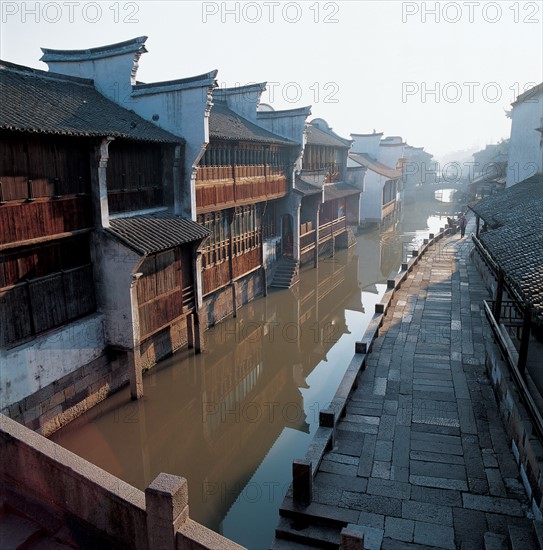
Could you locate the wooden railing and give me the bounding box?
[300,230,316,254]
[318,216,346,241]
[232,247,261,280]
[202,261,231,296]
[196,165,288,211]
[382,199,396,220]
[483,300,543,440]
[0,195,93,247]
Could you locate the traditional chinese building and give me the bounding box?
[0,56,208,434]
[195,85,304,322]
[506,82,543,188]
[348,132,403,226]
[296,119,360,267]
[470,174,543,464]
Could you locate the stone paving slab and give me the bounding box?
[305,221,534,549]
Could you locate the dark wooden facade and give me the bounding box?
[196,142,289,212]
[0,130,185,352]
[198,205,263,296]
[107,141,167,214]
[0,132,96,346]
[302,144,342,182]
[137,247,195,341]
[196,139,291,298]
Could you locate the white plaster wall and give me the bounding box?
[360,171,385,223]
[129,84,214,219]
[43,51,139,104]
[378,143,405,171]
[214,84,264,122]
[506,89,543,187]
[350,134,382,158]
[0,313,106,408]
[92,233,140,349]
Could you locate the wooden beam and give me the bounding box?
[518,306,532,376]
[493,269,504,323]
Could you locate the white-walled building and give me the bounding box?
[347,132,403,226]
[506,82,543,187]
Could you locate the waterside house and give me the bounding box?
[296,119,361,266]
[506,82,543,188]
[348,132,403,227]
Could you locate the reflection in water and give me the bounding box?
[51,195,459,550]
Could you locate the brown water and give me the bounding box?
[52,195,459,550]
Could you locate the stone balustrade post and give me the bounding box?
[145,473,189,550]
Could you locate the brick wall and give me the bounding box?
[5,351,128,437]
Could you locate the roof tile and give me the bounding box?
[0,61,181,143]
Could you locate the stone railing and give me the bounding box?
[0,413,245,550]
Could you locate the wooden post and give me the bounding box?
[229,210,237,317]
[518,306,531,376]
[493,269,504,323]
[27,179,34,201]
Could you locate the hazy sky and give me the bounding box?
[1,1,542,161]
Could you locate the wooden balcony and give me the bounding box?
[0,195,93,248]
[138,287,192,341]
[381,199,396,220]
[196,165,288,212]
[108,187,163,214]
[202,261,231,296]
[318,216,347,242]
[300,230,317,254]
[202,247,262,296]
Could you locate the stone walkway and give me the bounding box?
[273,218,539,549]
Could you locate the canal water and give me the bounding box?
[51,192,460,550]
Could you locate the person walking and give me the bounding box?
[459,215,467,238]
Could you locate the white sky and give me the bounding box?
[1,1,542,162]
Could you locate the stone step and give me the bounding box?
[483,531,508,550]
[275,516,340,549]
[279,497,358,529]
[0,510,42,550]
[508,524,537,550]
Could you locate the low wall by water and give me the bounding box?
[203,269,264,328]
[3,349,129,438]
[0,413,246,550]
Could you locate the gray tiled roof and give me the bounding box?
[470,174,543,324]
[0,61,182,143]
[107,213,209,255]
[306,124,350,148]
[324,182,361,201]
[349,153,401,179]
[294,178,322,196]
[209,101,294,145]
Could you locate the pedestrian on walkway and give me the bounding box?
[459,215,467,238]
